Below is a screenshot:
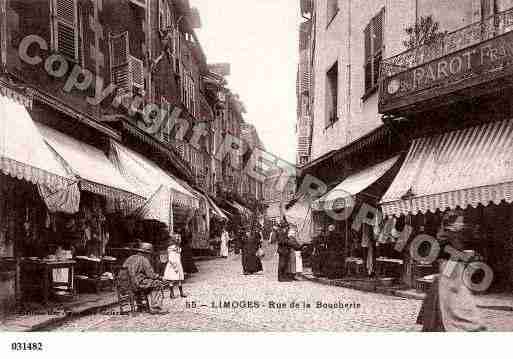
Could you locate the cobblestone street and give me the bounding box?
[53,255,513,332]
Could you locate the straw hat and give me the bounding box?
[136,242,154,254]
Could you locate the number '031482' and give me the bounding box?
[11,342,43,351]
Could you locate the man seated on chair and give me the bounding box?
[122,242,167,315]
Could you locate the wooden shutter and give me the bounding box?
[364,24,372,92]
[173,29,181,73]
[364,8,384,93]
[109,32,131,96]
[190,76,196,117]
[373,10,384,54]
[161,97,171,143]
[373,9,384,85]
[53,0,78,61]
[129,55,144,89]
[481,0,494,18]
[159,0,165,30]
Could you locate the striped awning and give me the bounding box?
[0,95,73,190]
[109,141,199,209]
[231,200,253,219]
[312,156,400,211]
[36,123,144,210]
[381,119,513,216]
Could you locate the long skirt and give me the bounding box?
[220,238,229,257]
[242,250,263,274]
[181,247,198,274]
[288,251,303,274]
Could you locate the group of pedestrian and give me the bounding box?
[271,221,306,282]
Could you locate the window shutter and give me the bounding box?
[173,29,181,73]
[109,32,131,96]
[373,10,384,55]
[364,24,371,63]
[482,0,494,18]
[373,53,382,86]
[53,0,78,61]
[161,97,171,143]
[129,55,144,89]
[159,0,165,30]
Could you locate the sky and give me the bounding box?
[190,0,301,164]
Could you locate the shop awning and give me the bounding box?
[381,119,513,216]
[285,196,313,244]
[36,123,144,208]
[231,200,253,219]
[205,195,228,220]
[0,95,73,190]
[132,185,172,226]
[313,155,400,211]
[109,141,199,209]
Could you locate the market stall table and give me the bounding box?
[345,257,365,276]
[375,257,403,279]
[20,258,75,305]
[75,256,116,293]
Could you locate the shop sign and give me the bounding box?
[380,30,513,112]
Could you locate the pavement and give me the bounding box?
[45,254,513,332]
[299,271,513,311]
[0,292,118,332]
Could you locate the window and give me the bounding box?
[159,0,173,31]
[51,0,79,61]
[161,97,171,143]
[181,71,196,117]
[109,32,145,97]
[482,0,495,18]
[364,8,384,95]
[325,61,338,127]
[327,0,339,26]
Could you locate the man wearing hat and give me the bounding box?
[123,242,167,314]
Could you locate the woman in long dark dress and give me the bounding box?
[180,224,198,274]
[241,229,263,275]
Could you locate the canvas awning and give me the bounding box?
[285,196,313,244]
[381,119,513,216]
[36,123,144,209]
[109,141,199,209]
[132,185,173,227]
[313,155,400,211]
[205,194,228,220]
[0,95,73,190]
[231,200,253,219]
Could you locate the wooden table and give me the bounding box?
[75,257,116,293]
[375,257,404,278]
[21,259,75,305]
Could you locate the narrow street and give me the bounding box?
[50,255,513,332]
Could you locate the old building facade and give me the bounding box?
[297,0,513,290]
[0,0,265,313]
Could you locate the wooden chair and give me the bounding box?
[115,268,135,314]
[115,268,152,314]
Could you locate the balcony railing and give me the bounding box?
[382,7,513,78]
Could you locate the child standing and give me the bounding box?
[163,236,187,298]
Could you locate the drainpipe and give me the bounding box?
[345,0,352,145]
